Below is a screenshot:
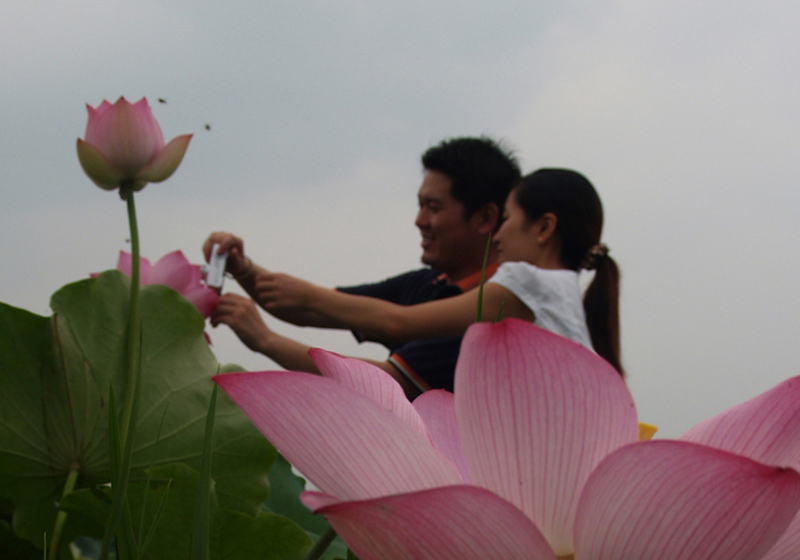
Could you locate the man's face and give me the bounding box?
[415,170,478,276]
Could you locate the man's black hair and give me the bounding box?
[421,137,521,219]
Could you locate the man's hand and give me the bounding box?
[211,293,272,352]
[202,231,249,277]
[255,272,319,310]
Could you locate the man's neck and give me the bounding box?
[443,260,499,291]
[444,244,499,284]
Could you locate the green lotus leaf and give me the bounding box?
[265,455,348,560]
[0,271,276,546]
[60,463,312,560]
[0,519,42,559]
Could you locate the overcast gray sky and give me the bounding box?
[3,0,800,437]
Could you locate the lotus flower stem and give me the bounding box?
[119,189,140,450]
[48,468,79,560]
[303,527,338,560]
[475,233,491,322]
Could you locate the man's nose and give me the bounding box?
[415,209,429,229]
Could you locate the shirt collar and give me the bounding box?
[436,262,500,291]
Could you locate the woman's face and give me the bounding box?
[495,191,539,264]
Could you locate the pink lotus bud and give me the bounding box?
[76,97,192,196]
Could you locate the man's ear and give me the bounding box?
[536,212,559,243]
[474,203,500,235]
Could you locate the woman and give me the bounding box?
[258,169,623,375]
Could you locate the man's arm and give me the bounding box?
[202,231,348,329]
[211,293,421,399]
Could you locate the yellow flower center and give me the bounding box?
[639,422,658,441]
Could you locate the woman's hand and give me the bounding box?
[255,272,321,310]
[211,293,272,352]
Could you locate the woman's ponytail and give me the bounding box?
[583,249,623,377]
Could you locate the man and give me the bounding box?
[205,137,520,397]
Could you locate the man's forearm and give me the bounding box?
[240,264,351,329]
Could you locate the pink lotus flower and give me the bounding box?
[101,250,218,318]
[215,320,800,560]
[76,97,192,195]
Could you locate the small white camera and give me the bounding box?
[205,243,228,290]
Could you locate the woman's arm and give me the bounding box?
[211,293,422,398]
[258,273,535,342]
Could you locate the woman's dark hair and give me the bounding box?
[514,169,623,377]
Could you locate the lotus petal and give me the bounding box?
[150,251,194,293]
[76,139,124,190]
[129,97,164,147]
[303,485,557,560]
[180,268,219,318]
[761,527,800,560]
[680,376,800,469]
[214,371,462,501]
[413,390,470,481]
[574,440,800,560]
[680,377,800,560]
[309,348,429,439]
[137,134,192,183]
[115,251,152,283]
[455,319,638,555]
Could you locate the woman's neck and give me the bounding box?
[530,244,567,271]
